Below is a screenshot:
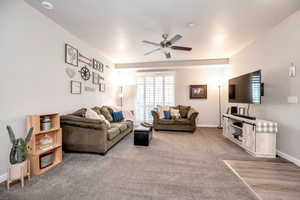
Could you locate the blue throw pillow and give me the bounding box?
[163,110,172,119]
[112,111,124,122]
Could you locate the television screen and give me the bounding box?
[228,70,261,104]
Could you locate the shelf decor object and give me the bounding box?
[65,43,78,67]
[190,85,207,99]
[27,113,62,175]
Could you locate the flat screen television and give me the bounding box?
[228,70,262,104]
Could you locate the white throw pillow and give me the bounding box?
[85,108,111,128]
[98,114,111,128]
[123,110,134,121]
[157,105,170,119]
[85,108,101,120]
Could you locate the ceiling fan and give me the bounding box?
[142,34,192,59]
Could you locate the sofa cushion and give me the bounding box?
[107,127,121,141]
[158,118,191,125]
[111,122,127,131]
[100,107,113,122]
[179,105,191,118]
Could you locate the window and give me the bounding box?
[136,73,175,122]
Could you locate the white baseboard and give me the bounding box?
[277,150,300,167]
[197,124,218,128]
[0,173,7,183]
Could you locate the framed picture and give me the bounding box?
[65,44,78,66]
[99,83,105,92]
[93,59,104,72]
[71,81,81,94]
[190,85,207,99]
[92,72,100,85]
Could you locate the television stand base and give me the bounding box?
[232,114,256,120]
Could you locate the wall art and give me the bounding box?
[71,81,81,94]
[65,67,76,78]
[92,72,100,85]
[65,44,78,66]
[93,59,104,72]
[79,66,91,81]
[78,53,92,66]
[190,85,207,99]
[99,83,105,92]
[85,86,96,92]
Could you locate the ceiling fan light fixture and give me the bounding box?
[41,1,54,10]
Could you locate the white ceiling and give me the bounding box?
[25,0,300,64]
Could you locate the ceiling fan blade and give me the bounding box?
[144,48,162,56]
[166,34,182,46]
[164,52,171,59]
[142,40,161,47]
[171,46,192,51]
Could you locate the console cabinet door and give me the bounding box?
[223,117,228,137]
[242,124,255,153]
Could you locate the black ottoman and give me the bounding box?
[134,126,152,146]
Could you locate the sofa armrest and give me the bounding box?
[61,115,107,130]
[189,112,199,126]
[151,110,159,123]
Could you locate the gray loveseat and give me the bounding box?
[151,105,199,132]
[60,107,133,155]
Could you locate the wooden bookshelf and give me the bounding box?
[27,113,62,175]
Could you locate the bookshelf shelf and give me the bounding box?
[27,113,62,175]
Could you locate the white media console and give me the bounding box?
[222,114,277,158]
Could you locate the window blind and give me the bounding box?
[136,73,175,122]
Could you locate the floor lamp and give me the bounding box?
[218,85,222,129]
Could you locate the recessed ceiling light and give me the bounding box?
[41,1,54,10]
[187,23,196,28]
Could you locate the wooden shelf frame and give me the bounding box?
[27,113,62,175]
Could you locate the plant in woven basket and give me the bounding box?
[6,126,33,164]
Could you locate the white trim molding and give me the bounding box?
[0,173,7,183]
[197,124,218,128]
[277,150,300,167]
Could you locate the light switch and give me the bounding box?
[288,96,298,104]
[289,63,296,77]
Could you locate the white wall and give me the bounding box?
[174,66,228,127]
[0,0,117,179]
[120,66,228,127]
[230,10,300,162]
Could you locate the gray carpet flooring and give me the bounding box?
[0,128,284,200]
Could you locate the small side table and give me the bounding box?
[134,126,152,146]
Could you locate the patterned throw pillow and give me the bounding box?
[100,107,113,122]
[170,108,180,119]
[179,105,191,118]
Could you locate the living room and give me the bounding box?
[1,0,300,199]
